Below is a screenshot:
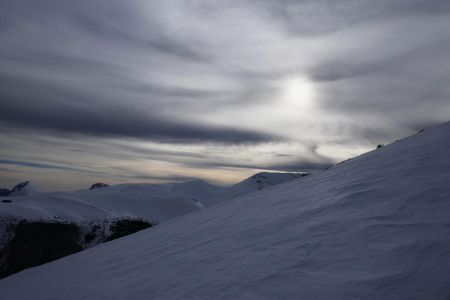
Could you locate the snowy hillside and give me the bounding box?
[0,171,302,223]
[8,181,39,197]
[0,183,202,223]
[166,172,308,207]
[0,172,302,278]
[1,122,449,299]
[210,172,308,206]
[0,183,204,278]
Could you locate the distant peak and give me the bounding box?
[89,183,110,190]
[229,172,310,192]
[10,181,39,196]
[250,172,309,180]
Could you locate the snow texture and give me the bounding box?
[1,122,450,299]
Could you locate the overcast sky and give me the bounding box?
[1,0,450,191]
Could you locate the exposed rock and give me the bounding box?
[89,183,109,190]
[0,221,82,279]
[248,172,308,190]
[9,181,39,197]
[0,218,156,279]
[105,219,154,242]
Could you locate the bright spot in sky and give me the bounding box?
[276,76,317,121]
[282,77,315,105]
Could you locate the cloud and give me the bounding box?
[0,75,279,144]
[0,101,278,144]
[0,159,82,172]
[1,0,450,190]
[178,156,332,173]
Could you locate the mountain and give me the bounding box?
[172,172,309,207]
[0,172,302,278]
[8,181,39,197]
[1,122,449,299]
[89,183,110,189]
[0,183,203,278]
[211,172,308,206]
[0,171,302,223]
[0,183,202,224]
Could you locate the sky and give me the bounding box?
[1,0,450,191]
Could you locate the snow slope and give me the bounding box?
[0,172,301,223]
[8,181,39,197]
[1,122,450,299]
[0,183,203,224]
[209,172,307,206]
[165,172,308,207]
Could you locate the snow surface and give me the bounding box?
[0,172,300,224]
[0,183,202,224]
[164,172,307,207]
[0,172,301,256]
[1,122,450,299]
[8,181,39,197]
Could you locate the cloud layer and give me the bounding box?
[1,0,450,190]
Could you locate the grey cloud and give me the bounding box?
[180,159,331,173]
[109,167,201,183]
[1,1,207,61]
[259,0,450,36]
[115,144,207,160]
[0,159,83,172]
[0,96,279,144]
[311,34,450,83]
[0,167,17,173]
[265,161,332,172]
[1,0,450,190]
[130,175,201,183]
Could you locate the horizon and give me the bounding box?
[2,169,309,193]
[1,1,450,191]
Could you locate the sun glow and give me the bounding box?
[276,76,317,120]
[282,77,315,105]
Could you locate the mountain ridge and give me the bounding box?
[1,122,449,299]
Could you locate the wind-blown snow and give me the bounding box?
[0,183,202,224]
[1,122,450,299]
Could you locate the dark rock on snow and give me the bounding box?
[89,183,109,190]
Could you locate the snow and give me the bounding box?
[165,172,307,207]
[8,181,39,197]
[0,172,300,224]
[1,122,450,299]
[0,183,202,224]
[211,172,307,206]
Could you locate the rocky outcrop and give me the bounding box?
[89,183,109,190]
[9,181,39,197]
[0,218,155,279]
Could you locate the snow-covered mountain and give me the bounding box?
[0,172,302,223]
[0,182,205,278]
[166,172,308,207]
[0,183,202,224]
[8,181,39,197]
[213,172,308,205]
[0,172,302,278]
[1,121,449,299]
